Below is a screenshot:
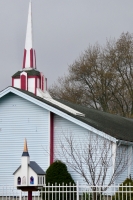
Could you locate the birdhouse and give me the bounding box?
[13,139,45,191]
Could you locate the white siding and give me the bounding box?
[37,78,40,88]
[54,115,112,185]
[129,147,133,179]
[28,78,35,93]
[14,79,20,89]
[115,145,128,185]
[0,93,50,186]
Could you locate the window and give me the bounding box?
[38,176,44,185]
[17,177,21,185]
[22,176,26,185]
[30,176,34,184]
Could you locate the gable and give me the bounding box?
[0,92,49,186]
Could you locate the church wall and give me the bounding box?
[115,144,129,185]
[28,78,35,93]
[53,115,113,185]
[37,78,40,88]
[14,79,20,89]
[0,93,50,186]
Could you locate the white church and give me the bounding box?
[0,1,133,188]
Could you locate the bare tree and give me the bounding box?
[57,133,131,200]
[49,32,133,118]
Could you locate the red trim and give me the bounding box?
[35,77,37,95]
[39,77,41,88]
[50,112,54,164]
[42,76,44,91]
[23,49,27,69]
[34,50,36,69]
[21,75,26,90]
[12,78,14,87]
[30,48,33,68]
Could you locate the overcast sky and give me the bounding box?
[0,0,133,91]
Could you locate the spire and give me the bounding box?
[23,138,28,152]
[22,138,29,156]
[23,1,36,69]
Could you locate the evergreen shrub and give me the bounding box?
[42,160,76,200]
[112,178,133,200]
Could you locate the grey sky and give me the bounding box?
[0,0,133,91]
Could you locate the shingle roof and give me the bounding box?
[29,161,45,175]
[12,69,41,78]
[55,99,133,142]
[9,87,133,143]
[13,162,45,175]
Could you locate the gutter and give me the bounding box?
[116,139,133,146]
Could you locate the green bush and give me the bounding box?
[46,160,75,185]
[42,160,76,200]
[112,178,133,200]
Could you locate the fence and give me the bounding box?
[0,183,133,200]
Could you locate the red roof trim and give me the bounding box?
[50,112,54,164]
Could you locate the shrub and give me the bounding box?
[42,160,76,200]
[112,178,133,200]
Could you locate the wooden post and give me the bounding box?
[28,191,32,200]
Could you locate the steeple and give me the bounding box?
[23,1,36,69]
[22,138,29,157]
[12,1,48,96]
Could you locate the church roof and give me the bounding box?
[10,87,133,143]
[12,69,41,78]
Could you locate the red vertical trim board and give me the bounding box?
[27,76,28,91]
[50,112,54,164]
[35,77,37,95]
[42,76,44,91]
[39,77,41,88]
[30,48,33,68]
[34,50,36,69]
[12,78,14,87]
[21,75,26,90]
[40,73,43,90]
[23,49,27,69]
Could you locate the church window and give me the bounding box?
[30,176,34,184]
[17,177,21,185]
[22,176,26,185]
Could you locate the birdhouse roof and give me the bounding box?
[29,161,45,175]
[13,161,45,175]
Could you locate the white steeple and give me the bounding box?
[23,1,36,69]
[12,0,48,96]
[21,138,30,185]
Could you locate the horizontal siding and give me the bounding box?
[115,145,128,185]
[54,115,112,185]
[0,93,50,186]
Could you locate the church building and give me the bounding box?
[0,1,133,188]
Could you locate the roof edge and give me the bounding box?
[0,86,116,143]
